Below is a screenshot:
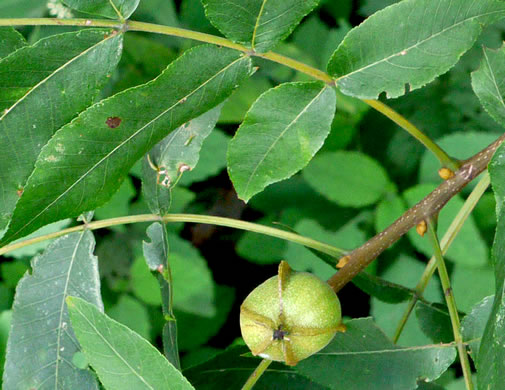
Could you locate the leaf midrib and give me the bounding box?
[481,49,505,113]
[55,231,85,389]
[9,56,246,239]
[0,32,118,121]
[242,85,326,197]
[71,302,155,390]
[336,8,504,81]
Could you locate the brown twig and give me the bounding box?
[328,132,505,293]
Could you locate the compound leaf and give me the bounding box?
[1,45,251,244]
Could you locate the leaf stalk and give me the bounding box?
[0,214,345,258]
[426,219,474,390]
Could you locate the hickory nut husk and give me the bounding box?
[240,261,343,366]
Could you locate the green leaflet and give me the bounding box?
[415,302,453,344]
[303,151,391,208]
[202,0,319,53]
[478,142,505,389]
[228,81,336,202]
[0,27,26,60]
[62,0,140,19]
[295,318,456,390]
[328,0,505,99]
[142,105,221,216]
[1,45,252,244]
[2,231,102,390]
[472,45,505,128]
[0,30,123,233]
[67,296,195,390]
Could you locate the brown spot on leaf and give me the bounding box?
[106,117,122,128]
[17,187,23,197]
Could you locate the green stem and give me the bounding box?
[0,213,345,258]
[241,359,272,390]
[426,219,474,390]
[364,100,458,170]
[392,172,490,343]
[0,17,448,162]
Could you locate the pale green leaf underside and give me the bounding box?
[0,30,123,233]
[296,318,456,389]
[328,0,505,99]
[62,0,140,19]
[202,0,319,53]
[461,295,494,364]
[0,27,26,60]
[478,143,505,388]
[67,296,194,390]
[228,81,336,202]
[472,45,505,128]
[1,45,252,244]
[142,105,221,216]
[2,231,102,390]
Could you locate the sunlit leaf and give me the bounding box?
[107,295,151,341]
[67,296,194,390]
[2,231,102,390]
[328,0,505,99]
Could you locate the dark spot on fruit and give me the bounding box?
[106,117,121,128]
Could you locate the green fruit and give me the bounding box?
[240,261,343,366]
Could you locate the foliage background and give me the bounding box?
[0,0,503,388]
